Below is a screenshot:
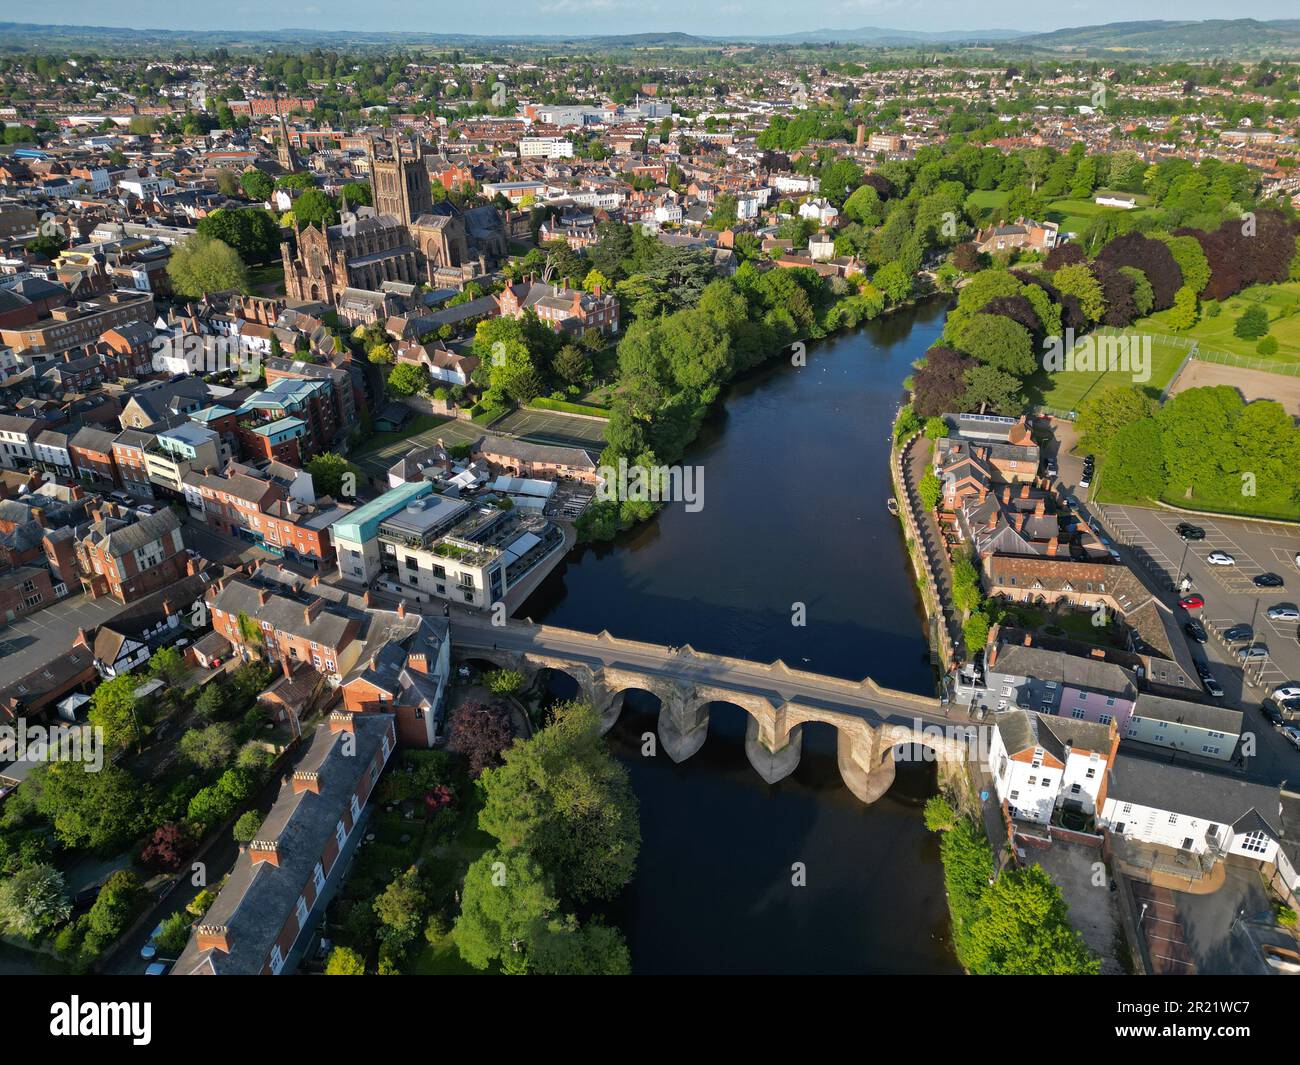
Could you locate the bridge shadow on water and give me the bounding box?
[538,678,958,974]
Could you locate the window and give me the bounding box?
[312,862,325,895]
[270,944,284,975]
[335,819,347,850]
[1071,708,1085,720]
[350,794,361,821]
[1201,745,1220,756]
[1239,831,1269,855]
[295,895,309,930]
[1168,813,1178,824]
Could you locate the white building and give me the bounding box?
[1125,694,1242,762]
[987,708,1114,825]
[1100,753,1291,880]
[519,136,574,160]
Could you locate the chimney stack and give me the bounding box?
[1047,536,1058,556]
[248,839,280,866]
[329,711,355,734]
[196,924,231,953]
[291,771,320,795]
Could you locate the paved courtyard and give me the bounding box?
[1030,842,1127,975]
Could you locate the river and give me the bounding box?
[519,297,961,974]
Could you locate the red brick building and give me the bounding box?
[173,712,395,975]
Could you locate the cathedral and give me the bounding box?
[280,132,510,306]
[281,207,422,304]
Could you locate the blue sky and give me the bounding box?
[9,1,1300,37]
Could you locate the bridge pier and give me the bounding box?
[658,696,709,762]
[598,690,624,735]
[836,728,896,805]
[744,716,802,784]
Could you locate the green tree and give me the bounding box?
[873,261,912,304]
[0,863,71,939]
[955,314,1034,377]
[149,646,186,685]
[1074,385,1158,454]
[484,668,524,696]
[1052,263,1106,324]
[241,169,274,202]
[923,796,957,833]
[962,365,1022,415]
[374,866,428,953]
[966,865,1100,975]
[453,847,557,972]
[918,471,943,511]
[1167,284,1199,331]
[85,870,143,951]
[88,674,143,751]
[386,362,428,397]
[1104,416,1166,501]
[167,234,248,298]
[180,722,237,772]
[35,763,148,852]
[477,700,639,904]
[305,453,360,499]
[1234,304,1269,340]
[292,188,338,229]
[325,945,367,974]
[553,344,591,385]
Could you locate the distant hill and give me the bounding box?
[760,27,1028,45]
[1018,19,1300,55]
[2,19,1300,56]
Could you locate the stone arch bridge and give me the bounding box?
[452,617,983,804]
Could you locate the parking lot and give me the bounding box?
[0,591,125,678]
[1101,505,1300,687]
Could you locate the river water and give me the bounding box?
[519,297,961,974]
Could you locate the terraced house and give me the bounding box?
[174,712,396,975]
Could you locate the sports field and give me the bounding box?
[1033,333,1188,412]
[349,408,607,481]
[1135,282,1300,364]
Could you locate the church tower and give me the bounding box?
[275,113,299,174]
[369,132,433,227]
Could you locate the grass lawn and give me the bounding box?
[352,413,450,456]
[965,189,1010,223]
[1132,282,1300,365]
[1029,334,1187,412]
[246,262,285,296]
[1040,197,1157,238]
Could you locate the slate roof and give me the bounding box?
[1106,749,1282,834]
[173,714,395,975]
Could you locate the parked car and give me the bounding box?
[1078,472,1092,489]
[1045,460,1058,477]
[1177,523,1206,541]
[1273,685,1300,701]
[1224,624,1254,641]
[1281,725,1300,751]
[1254,573,1284,588]
[1202,673,1224,698]
[1267,605,1300,622]
[1179,594,1205,610]
[1238,645,1270,663]
[1184,620,1207,642]
[144,962,169,976]
[1207,551,1236,566]
[1262,703,1285,728]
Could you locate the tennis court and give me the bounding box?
[492,408,608,450]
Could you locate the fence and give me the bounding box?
[1090,326,1300,378]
